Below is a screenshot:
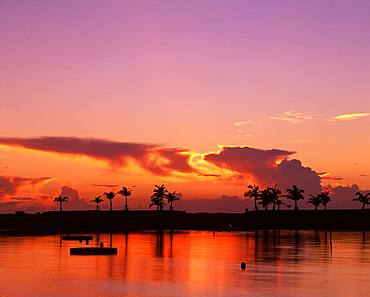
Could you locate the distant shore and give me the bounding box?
[0,210,370,235]
[1,209,370,235]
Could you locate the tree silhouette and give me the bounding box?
[353,192,370,210]
[259,188,274,210]
[166,191,180,211]
[104,191,115,211]
[318,191,331,210]
[149,184,167,211]
[117,186,133,211]
[54,196,68,212]
[91,196,103,211]
[286,185,305,210]
[244,185,260,211]
[269,185,282,211]
[308,194,321,210]
[275,198,286,210]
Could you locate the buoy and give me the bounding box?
[241,262,246,270]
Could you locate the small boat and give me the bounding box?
[70,247,117,255]
[62,235,93,241]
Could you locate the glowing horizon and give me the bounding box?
[1,0,370,211]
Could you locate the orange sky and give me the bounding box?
[0,1,369,211]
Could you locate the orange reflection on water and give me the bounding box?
[0,231,370,297]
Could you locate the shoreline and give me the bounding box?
[1,209,370,234]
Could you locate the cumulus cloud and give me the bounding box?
[59,186,89,210]
[204,146,295,182]
[330,113,370,121]
[204,146,322,195]
[325,185,370,209]
[0,136,194,176]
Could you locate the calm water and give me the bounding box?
[0,230,369,297]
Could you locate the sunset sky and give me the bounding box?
[1,0,370,211]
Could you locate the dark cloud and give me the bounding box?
[204,146,322,195]
[92,184,119,188]
[0,200,44,213]
[276,159,322,195]
[11,197,33,201]
[0,136,193,176]
[318,172,344,181]
[326,185,370,209]
[39,195,50,200]
[58,186,89,210]
[0,175,51,197]
[205,146,295,182]
[320,176,344,181]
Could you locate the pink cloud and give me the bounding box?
[0,136,193,176]
[204,146,322,195]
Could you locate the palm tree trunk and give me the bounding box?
[324,204,327,210]
[110,199,112,211]
[294,200,298,210]
[170,201,173,211]
[96,203,99,212]
[315,206,317,211]
[362,203,365,210]
[125,196,128,211]
[254,198,258,211]
[60,202,62,212]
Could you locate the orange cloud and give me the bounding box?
[331,113,370,121]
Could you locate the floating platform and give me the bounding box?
[70,247,117,255]
[62,235,93,241]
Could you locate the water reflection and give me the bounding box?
[0,230,370,297]
[155,230,164,257]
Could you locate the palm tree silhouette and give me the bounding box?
[166,191,180,211]
[91,196,103,211]
[149,184,167,211]
[308,194,321,210]
[117,186,133,211]
[259,188,274,210]
[353,192,370,210]
[268,185,282,211]
[244,185,260,211]
[275,198,285,210]
[54,196,68,212]
[286,185,305,210]
[104,191,115,211]
[318,191,331,210]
